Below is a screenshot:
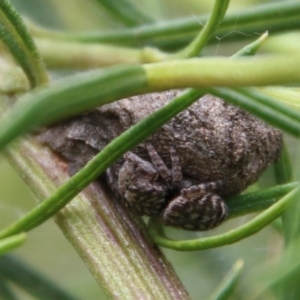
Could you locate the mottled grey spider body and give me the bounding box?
[39,91,282,231]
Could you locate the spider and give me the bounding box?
[108,144,227,230]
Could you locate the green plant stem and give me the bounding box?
[26,1,300,48]
[258,86,300,110]
[207,260,244,300]
[148,185,300,251]
[209,87,300,137]
[0,255,76,300]
[174,0,229,58]
[275,144,300,247]
[0,276,17,300]
[270,144,299,298]
[0,0,48,87]
[261,32,300,55]
[144,56,300,90]
[93,0,153,26]
[274,144,293,185]
[235,87,300,124]
[232,32,268,57]
[249,237,300,299]
[34,38,169,69]
[0,233,26,255]
[0,55,29,93]
[226,182,299,219]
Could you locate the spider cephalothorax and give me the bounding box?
[39,91,282,231]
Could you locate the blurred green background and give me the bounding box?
[0,0,292,299]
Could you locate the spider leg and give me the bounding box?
[170,146,182,186]
[146,143,172,184]
[181,181,224,198]
[161,182,228,231]
[117,151,167,216]
[147,143,184,188]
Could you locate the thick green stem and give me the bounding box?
[0,0,48,87]
[145,56,300,90]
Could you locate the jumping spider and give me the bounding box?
[109,144,227,230]
[39,91,282,231]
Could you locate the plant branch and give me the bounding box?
[93,0,153,27]
[174,0,230,58]
[0,0,48,86]
[0,233,26,255]
[144,56,300,90]
[0,255,76,300]
[207,259,244,300]
[226,182,298,218]
[208,87,300,137]
[26,1,300,48]
[0,276,17,300]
